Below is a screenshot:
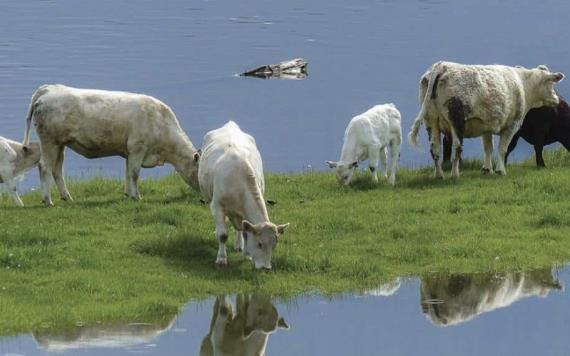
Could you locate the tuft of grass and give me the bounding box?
[0,150,570,335]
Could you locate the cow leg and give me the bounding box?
[3,175,23,207]
[52,146,72,201]
[496,126,519,175]
[447,98,466,179]
[505,132,521,166]
[126,150,145,200]
[379,147,388,180]
[38,142,60,207]
[235,230,244,252]
[368,146,381,183]
[124,161,131,196]
[388,139,400,185]
[534,144,546,168]
[481,133,494,174]
[429,127,444,178]
[211,205,229,266]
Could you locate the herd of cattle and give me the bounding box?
[0,60,567,269]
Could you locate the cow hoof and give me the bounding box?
[42,200,54,207]
[216,258,228,267]
[61,196,74,202]
[481,168,494,175]
[235,247,243,253]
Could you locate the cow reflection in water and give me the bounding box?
[421,268,562,326]
[200,294,289,356]
[33,316,176,352]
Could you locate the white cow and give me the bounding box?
[200,294,289,356]
[409,61,564,178]
[327,104,402,186]
[198,121,288,269]
[22,84,200,206]
[420,269,562,326]
[0,137,41,206]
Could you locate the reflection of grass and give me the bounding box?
[1,150,570,335]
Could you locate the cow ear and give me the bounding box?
[278,317,290,329]
[193,150,201,163]
[277,223,289,235]
[349,161,358,169]
[326,160,337,168]
[242,220,257,233]
[550,72,565,83]
[537,64,550,71]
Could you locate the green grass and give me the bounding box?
[1,149,570,335]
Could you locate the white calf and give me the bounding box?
[0,137,40,206]
[327,104,402,185]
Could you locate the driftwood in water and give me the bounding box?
[240,58,308,79]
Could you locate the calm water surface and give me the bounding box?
[2,2,570,355]
[1,0,569,188]
[1,266,568,355]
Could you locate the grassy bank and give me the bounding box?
[1,150,570,335]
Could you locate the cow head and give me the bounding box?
[326,160,358,185]
[176,149,201,191]
[522,65,565,109]
[244,294,289,337]
[242,220,289,270]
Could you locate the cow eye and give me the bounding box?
[257,242,263,249]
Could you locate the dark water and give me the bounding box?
[1,266,568,356]
[1,0,569,189]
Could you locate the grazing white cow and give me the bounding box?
[327,104,402,185]
[420,269,562,326]
[200,294,289,356]
[0,137,41,206]
[198,121,289,269]
[22,84,200,206]
[409,61,564,178]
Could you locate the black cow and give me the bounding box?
[442,98,570,167]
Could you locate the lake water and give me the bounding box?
[1,0,569,188]
[2,2,570,354]
[1,265,568,355]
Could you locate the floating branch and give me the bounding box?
[240,58,308,80]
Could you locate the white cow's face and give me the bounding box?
[242,220,289,270]
[529,65,565,108]
[178,150,200,190]
[327,161,358,185]
[244,294,289,336]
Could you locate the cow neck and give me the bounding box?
[339,138,360,165]
[518,69,544,109]
[241,169,269,225]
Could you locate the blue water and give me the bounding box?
[1,0,569,189]
[1,266,567,356]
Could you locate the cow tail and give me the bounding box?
[22,101,34,149]
[408,62,443,149]
[23,85,48,149]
